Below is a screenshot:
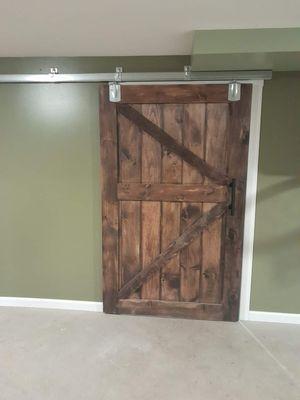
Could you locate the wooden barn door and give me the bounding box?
[100,83,252,321]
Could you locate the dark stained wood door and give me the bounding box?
[100,83,252,321]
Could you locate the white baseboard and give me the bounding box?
[0,297,103,312]
[246,310,300,324]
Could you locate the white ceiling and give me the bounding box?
[0,0,299,56]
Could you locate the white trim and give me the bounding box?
[0,297,103,312]
[246,311,300,324]
[239,80,264,321]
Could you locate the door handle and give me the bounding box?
[228,179,236,216]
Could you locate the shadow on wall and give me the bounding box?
[257,176,300,202]
[251,72,300,313]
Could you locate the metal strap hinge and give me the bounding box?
[184,65,191,80]
[109,67,122,102]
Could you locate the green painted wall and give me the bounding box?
[0,56,189,74]
[251,72,300,313]
[0,56,189,301]
[193,29,300,54]
[192,28,300,71]
[0,83,101,300]
[192,52,300,72]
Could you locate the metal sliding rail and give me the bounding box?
[0,70,272,83]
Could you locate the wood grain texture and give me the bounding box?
[180,104,205,302]
[118,202,227,300]
[118,108,141,298]
[118,104,229,185]
[223,85,252,321]
[201,104,229,304]
[119,84,229,104]
[119,202,140,296]
[99,84,119,313]
[161,105,183,301]
[140,104,162,299]
[117,299,224,320]
[117,183,228,202]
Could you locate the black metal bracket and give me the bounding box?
[228,179,236,216]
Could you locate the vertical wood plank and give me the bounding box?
[161,105,183,301]
[141,104,161,299]
[118,107,141,298]
[201,104,229,304]
[223,85,252,321]
[100,84,119,313]
[180,104,205,302]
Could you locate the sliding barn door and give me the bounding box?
[100,84,252,321]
